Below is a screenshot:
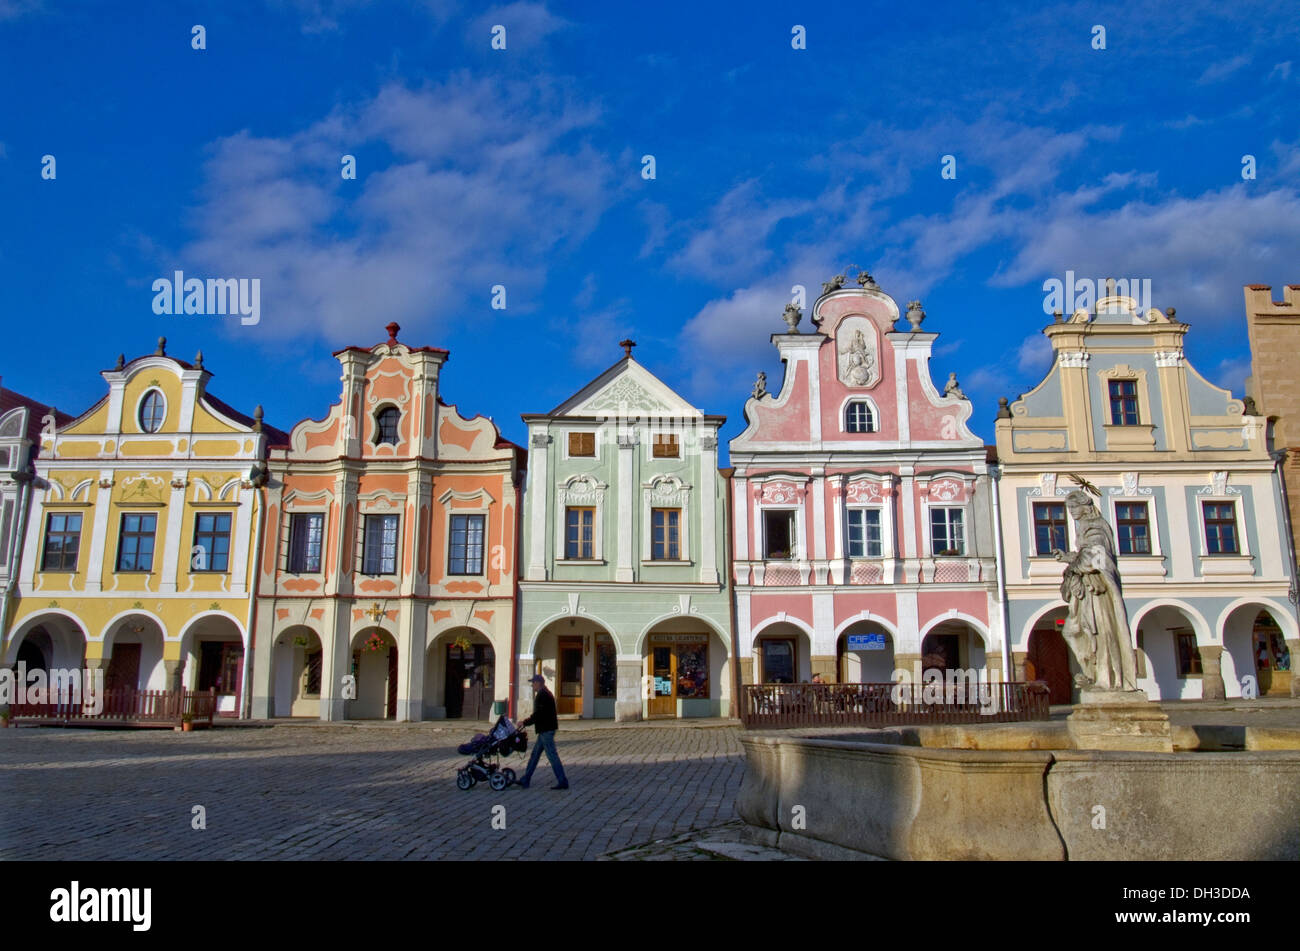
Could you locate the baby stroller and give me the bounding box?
[455,715,528,791]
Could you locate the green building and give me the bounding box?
[518,343,732,721]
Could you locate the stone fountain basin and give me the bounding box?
[737,723,1300,861]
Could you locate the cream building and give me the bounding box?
[995,295,1296,702]
[3,341,282,715]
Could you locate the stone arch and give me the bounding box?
[101,612,168,691]
[524,607,617,657]
[751,618,813,684]
[1130,601,1212,701]
[835,618,897,683]
[425,625,496,719]
[178,612,248,716]
[270,625,323,717]
[4,610,88,668]
[918,615,989,674]
[348,625,398,720]
[1218,600,1295,698]
[641,615,730,718]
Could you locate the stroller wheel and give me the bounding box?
[456,769,474,790]
[489,771,509,792]
[501,768,516,786]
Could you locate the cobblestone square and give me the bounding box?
[0,723,744,861]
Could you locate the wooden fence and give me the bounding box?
[7,687,218,728]
[740,681,1051,729]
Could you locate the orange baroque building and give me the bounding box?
[250,323,525,721]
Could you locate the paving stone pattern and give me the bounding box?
[0,724,744,861]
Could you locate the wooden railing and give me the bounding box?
[8,688,218,728]
[740,681,1051,729]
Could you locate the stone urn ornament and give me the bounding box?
[905,300,926,330]
[781,303,802,333]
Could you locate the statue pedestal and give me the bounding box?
[1067,689,1173,753]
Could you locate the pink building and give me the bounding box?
[729,274,1004,687]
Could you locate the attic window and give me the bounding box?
[569,432,595,457]
[138,390,165,433]
[375,406,400,445]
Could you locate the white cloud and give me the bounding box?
[668,181,814,282]
[173,75,614,342]
[1197,54,1251,84]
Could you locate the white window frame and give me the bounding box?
[1108,496,1162,558]
[563,427,602,462]
[845,506,884,558]
[555,474,606,563]
[926,505,967,557]
[839,395,880,434]
[136,388,168,434]
[285,508,329,575]
[641,475,692,564]
[1195,495,1249,558]
[760,507,801,562]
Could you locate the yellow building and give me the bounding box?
[2,339,284,716]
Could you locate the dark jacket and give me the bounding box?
[523,686,558,735]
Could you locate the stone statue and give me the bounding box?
[821,274,846,296]
[1052,490,1139,694]
[857,270,878,289]
[905,300,925,330]
[752,372,767,400]
[841,329,876,386]
[943,373,965,399]
[781,303,802,333]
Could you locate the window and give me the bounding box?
[596,637,617,698]
[761,639,795,684]
[192,512,232,572]
[362,514,399,574]
[568,432,595,457]
[845,401,876,433]
[304,651,322,696]
[651,508,681,559]
[0,499,13,569]
[652,433,679,458]
[565,506,595,559]
[1108,380,1139,426]
[676,641,710,699]
[1033,502,1067,555]
[847,509,882,557]
[1174,629,1203,677]
[449,513,486,574]
[763,510,795,560]
[116,513,157,571]
[288,513,324,573]
[374,407,400,445]
[41,512,82,571]
[138,390,165,433]
[930,507,965,556]
[1203,502,1239,555]
[1116,502,1151,555]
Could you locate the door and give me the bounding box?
[105,643,142,692]
[557,637,583,715]
[1027,628,1072,705]
[445,647,465,718]
[199,642,244,715]
[648,645,676,718]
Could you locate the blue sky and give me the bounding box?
[2,0,1298,460]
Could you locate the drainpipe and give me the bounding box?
[988,463,1014,686]
[242,463,269,720]
[725,468,741,719]
[1271,449,1300,674]
[508,453,524,719]
[2,470,32,657]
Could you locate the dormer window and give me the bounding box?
[375,406,400,445]
[845,401,876,433]
[139,390,165,433]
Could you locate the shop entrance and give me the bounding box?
[557,636,583,715]
[646,633,711,717]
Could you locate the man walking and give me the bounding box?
[518,674,569,790]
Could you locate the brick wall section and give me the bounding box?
[1244,284,1300,570]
